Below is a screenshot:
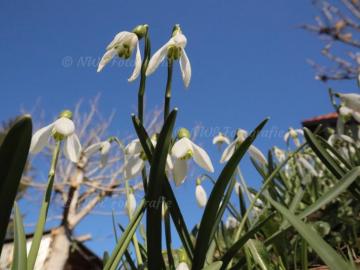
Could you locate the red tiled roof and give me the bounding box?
[302,112,338,124]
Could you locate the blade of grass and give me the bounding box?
[104,200,145,270]
[192,118,269,270]
[266,195,354,270]
[11,202,27,270]
[0,116,32,252]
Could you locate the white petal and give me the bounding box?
[30,123,55,154]
[220,140,237,163]
[176,262,189,270]
[166,155,174,170]
[352,111,360,122]
[195,185,207,208]
[64,134,82,163]
[248,145,268,166]
[225,216,240,230]
[145,41,170,76]
[173,159,188,186]
[100,141,111,155]
[283,132,290,143]
[213,134,230,145]
[106,31,129,50]
[125,139,142,155]
[97,48,117,72]
[128,40,142,82]
[180,49,191,88]
[339,93,360,112]
[53,118,75,137]
[298,157,317,176]
[191,142,214,172]
[171,138,193,159]
[123,155,145,180]
[125,193,137,217]
[84,142,103,156]
[339,106,353,117]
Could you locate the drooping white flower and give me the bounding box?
[97,25,148,82]
[171,128,214,186]
[146,25,191,88]
[195,183,207,208]
[273,146,286,163]
[284,128,303,147]
[220,129,267,166]
[125,191,136,218]
[30,111,82,163]
[298,156,318,177]
[84,140,111,167]
[338,93,360,112]
[225,216,240,230]
[212,132,230,146]
[176,262,189,270]
[123,136,173,180]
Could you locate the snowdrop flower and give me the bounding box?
[84,140,111,167]
[284,127,303,147]
[97,24,148,82]
[212,132,230,146]
[30,110,81,163]
[176,262,189,270]
[195,179,207,208]
[146,24,191,87]
[337,93,360,122]
[220,129,267,166]
[273,146,286,163]
[125,189,136,217]
[298,156,318,177]
[123,135,173,180]
[171,128,214,186]
[225,216,240,230]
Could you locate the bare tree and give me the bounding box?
[304,0,360,82]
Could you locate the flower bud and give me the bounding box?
[132,24,148,39]
[177,128,191,139]
[59,110,73,119]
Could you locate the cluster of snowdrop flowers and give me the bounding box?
[284,127,303,147]
[97,24,148,81]
[195,178,207,208]
[30,110,82,163]
[219,129,267,166]
[146,24,191,88]
[171,128,214,186]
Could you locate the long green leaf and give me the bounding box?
[146,109,177,270]
[132,114,194,260]
[11,202,27,270]
[0,115,32,252]
[304,128,345,178]
[266,196,353,270]
[192,118,268,269]
[104,200,146,270]
[201,261,223,270]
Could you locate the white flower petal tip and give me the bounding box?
[195,184,207,208]
[192,143,214,172]
[84,140,111,167]
[176,262,190,270]
[30,123,55,154]
[213,133,230,146]
[173,159,188,186]
[180,48,191,88]
[64,134,82,163]
[125,193,137,217]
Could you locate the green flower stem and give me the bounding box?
[138,29,150,124]
[27,141,61,270]
[164,58,174,121]
[125,181,143,267]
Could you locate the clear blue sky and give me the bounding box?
[0,0,357,257]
